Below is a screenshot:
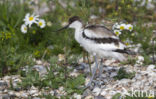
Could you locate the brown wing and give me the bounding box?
[84,25,126,45]
[84,25,116,38]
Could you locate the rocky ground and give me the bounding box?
[0,58,156,99]
[83,61,156,99]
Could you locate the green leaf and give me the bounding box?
[112,93,121,99]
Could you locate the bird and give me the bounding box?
[57,16,135,87]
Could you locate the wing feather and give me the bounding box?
[82,25,130,52]
[84,25,117,38]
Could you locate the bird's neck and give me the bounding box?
[69,21,84,43]
[70,21,83,30]
[74,26,83,43]
[75,25,83,32]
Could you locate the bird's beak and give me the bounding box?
[56,24,69,31]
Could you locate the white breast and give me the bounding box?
[74,28,83,44]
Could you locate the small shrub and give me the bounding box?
[114,67,135,80]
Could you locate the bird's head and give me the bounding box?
[57,16,82,31]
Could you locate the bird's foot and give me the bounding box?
[83,82,92,90]
[86,82,92,87]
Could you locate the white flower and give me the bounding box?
[37,19,46,28]
[47,21,52,27]
[61,22,68,27]
[136,56,144,65]
[69,71,79,77]
[124,39,133,46]
[21,24,27,33]
[73,93,81,99]
[58,54,65,61]
[117,23,126,31]
[126,24,133,31]
[114,30,121,36]
[23,13,39,27]
[138,56,144,61]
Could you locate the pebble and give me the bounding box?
[8,91,14,96]
[59,86,64,91]
[69,70,79,77]
[15,92,21,97]
[33,97,40,99]
[147,64,155,71]
[32,92,40,97]
[85,95,94,99]
[119,79,131,85]
[29,89,38,95]
[0,81,8,86]
[0,58,155,99]
[76,63,87,71]
[3,76,11,81]
[14,87,21,91]
[107,66,114,70]
[3,89,8,93]
[92,87,101,96]
[110,72,117,77]
[95,96,105,99]
[36,60,42,65]
[101,74,107,78]
[100,90,106,96]
[73,93,81,99]
[0,81,8,91]
[21,92,28,98]
[82,89,92,97]
[135,74,142,80]
[109,90,116,96]
[50,90,55,96]
[1,94,10,99]
[33,65,47,75]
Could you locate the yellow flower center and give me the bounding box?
[131,33,135,36]
[29,16,34,21]
[115,32,119,35]
[120,26,124,30]
[148,96,154,99]
[24,27,27,31]
[129,27,132,30]
[125,42,129,46]
[39,22,43,26]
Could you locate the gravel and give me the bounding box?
[0,58,155,99]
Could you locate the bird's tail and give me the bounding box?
[125,49,137,55]
[113,48,137,55]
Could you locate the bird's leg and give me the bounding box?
[98,59,103,79]
[82,50,86,63]
[86,54,98,87]
[87,52,92,76]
